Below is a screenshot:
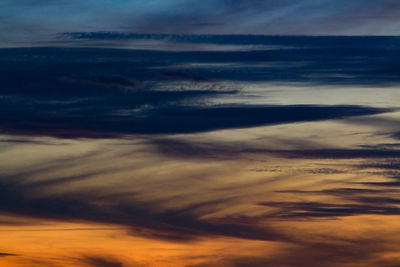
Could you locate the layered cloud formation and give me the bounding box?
[2,16,400,266]
[1,36,400,138]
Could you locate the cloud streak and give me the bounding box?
[0,253,17,257]
[0,174,287,242]
[80,256,124,267]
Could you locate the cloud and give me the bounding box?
[264,187,400,219]
[266,148,400,159]
[1,137,400,243]
[390,132,400,140]
[1,102,387,138]
[148,135,400,161]
[0,253,17,257]
[80,256,124,267]
[202,237,392,267]
[60,32,400,47]
[0,46,396,138]
[261,200,400,219]
[0,174,288,242]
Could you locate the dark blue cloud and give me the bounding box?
[149,138,400,160]
[2,97,383,138]
[61,32,400,47]
[0,43,397,138]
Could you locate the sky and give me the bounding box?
[2,1,400,267]
[2,0,400,47]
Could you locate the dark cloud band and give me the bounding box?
[0,45,397,138]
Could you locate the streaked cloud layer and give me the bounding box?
[1,37,400,138]
[2,2,400,266]
[2,35,400,266]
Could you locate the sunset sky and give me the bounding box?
[2,1,400,267]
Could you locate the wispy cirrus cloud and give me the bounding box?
[0,173,288,242]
